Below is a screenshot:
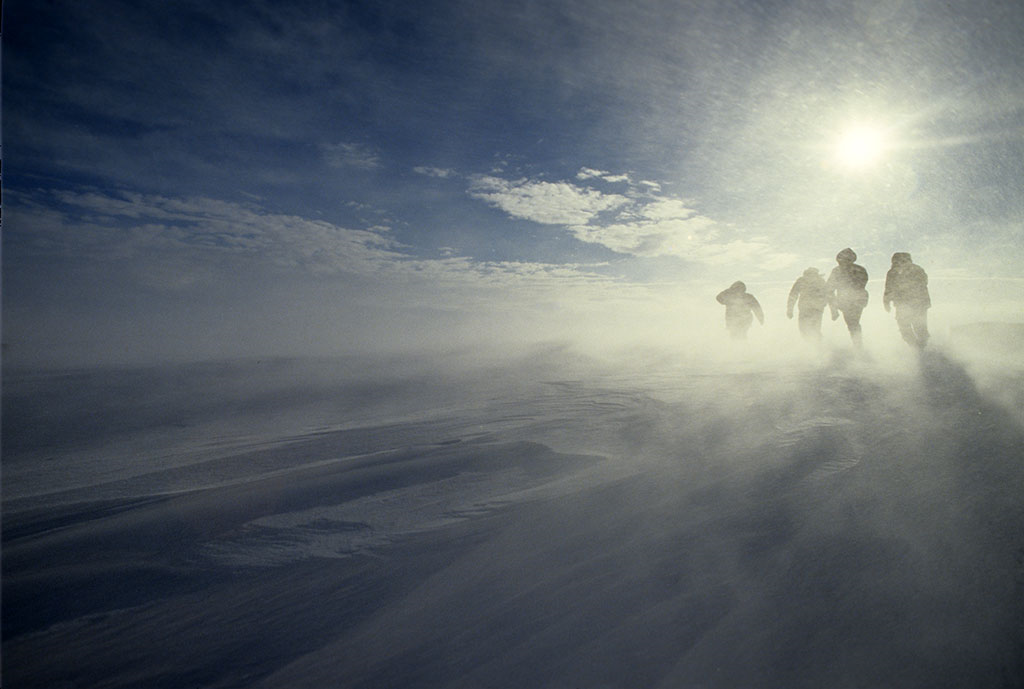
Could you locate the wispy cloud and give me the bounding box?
[321,142,382,170]
[576,167,629,184]
[16,190,401,277]
[8,189,622,292]
[414,166,457,179]
[24,176,794,287]
[576,167,609,180]
[568,217,714,258]
[465,171,798,271]
[468,176,629,225]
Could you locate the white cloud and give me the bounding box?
[465,171,799,271]
[414,166,456,178]
[467,172,719,259]
[15,178,802,306]
[638,198,702,222]
[468,176,629,225]
[576,167,610,180]
[568,215,717,258]
[21,191,403,279]
[321,142,382,169]
[10,190,623,292]
[577,167,629,184]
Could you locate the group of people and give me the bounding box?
[716,248,931,349]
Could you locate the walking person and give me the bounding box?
[883,252,931,349]
[826,248,869,347]
[787,267,828,341]
[716,281,764,340]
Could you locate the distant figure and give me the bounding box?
[716,281,764,340]
[787,267,828,341]
[826,248,869,347]
[883,252,931,349]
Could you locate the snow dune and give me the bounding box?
[3,346,1023,688]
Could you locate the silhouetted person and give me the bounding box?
[787,267,828,341]
[826,247,869,347]
[716,281,764,340]
[883,252,931,349]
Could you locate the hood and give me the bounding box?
[730,281,746,292]
[803,267,821,277]
[891,252,912,266]
[836,248,857,263]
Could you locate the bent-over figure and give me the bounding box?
[716,281,764,340]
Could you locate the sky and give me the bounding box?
[4,0,1024,365]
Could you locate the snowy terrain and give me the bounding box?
[3,340,1024,688]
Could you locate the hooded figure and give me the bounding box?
[716,281,764,340]
[883,252,931,349]
[787,267,828,341]
[826,248,869,346]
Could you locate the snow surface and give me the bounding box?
[3,342,1024,688]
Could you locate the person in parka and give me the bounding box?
[826,247,869,347]
[787,267,828,341]
[883,252,931,349]
[716,281,764,340]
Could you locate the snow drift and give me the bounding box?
[3,343,1023,688]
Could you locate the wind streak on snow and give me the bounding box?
[3,345,1024,689]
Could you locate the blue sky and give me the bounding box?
[4,0,1024,364]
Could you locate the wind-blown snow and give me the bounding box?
[3,343,1023,688]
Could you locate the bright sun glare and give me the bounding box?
[835,125,887,169]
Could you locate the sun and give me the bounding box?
[835,125,887,169]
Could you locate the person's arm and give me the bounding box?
[750,296,765,325]
[786,280,800,318]
[854,265,869,290]
[826,273,839,319]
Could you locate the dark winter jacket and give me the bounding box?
[826,249,869,312]
[884,253,930,309]
[787,269,828,314]
[717,282,765,326]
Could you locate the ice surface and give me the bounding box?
[3,345,1024,688]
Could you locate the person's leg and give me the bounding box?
[895,310,917,346]
[913,308,930,348]
[810,308,824,340]
[895,304,929,348]
[798,311,812,338]
[843,306,864,346]
[727,314,752,340]
[799,309,823,340]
